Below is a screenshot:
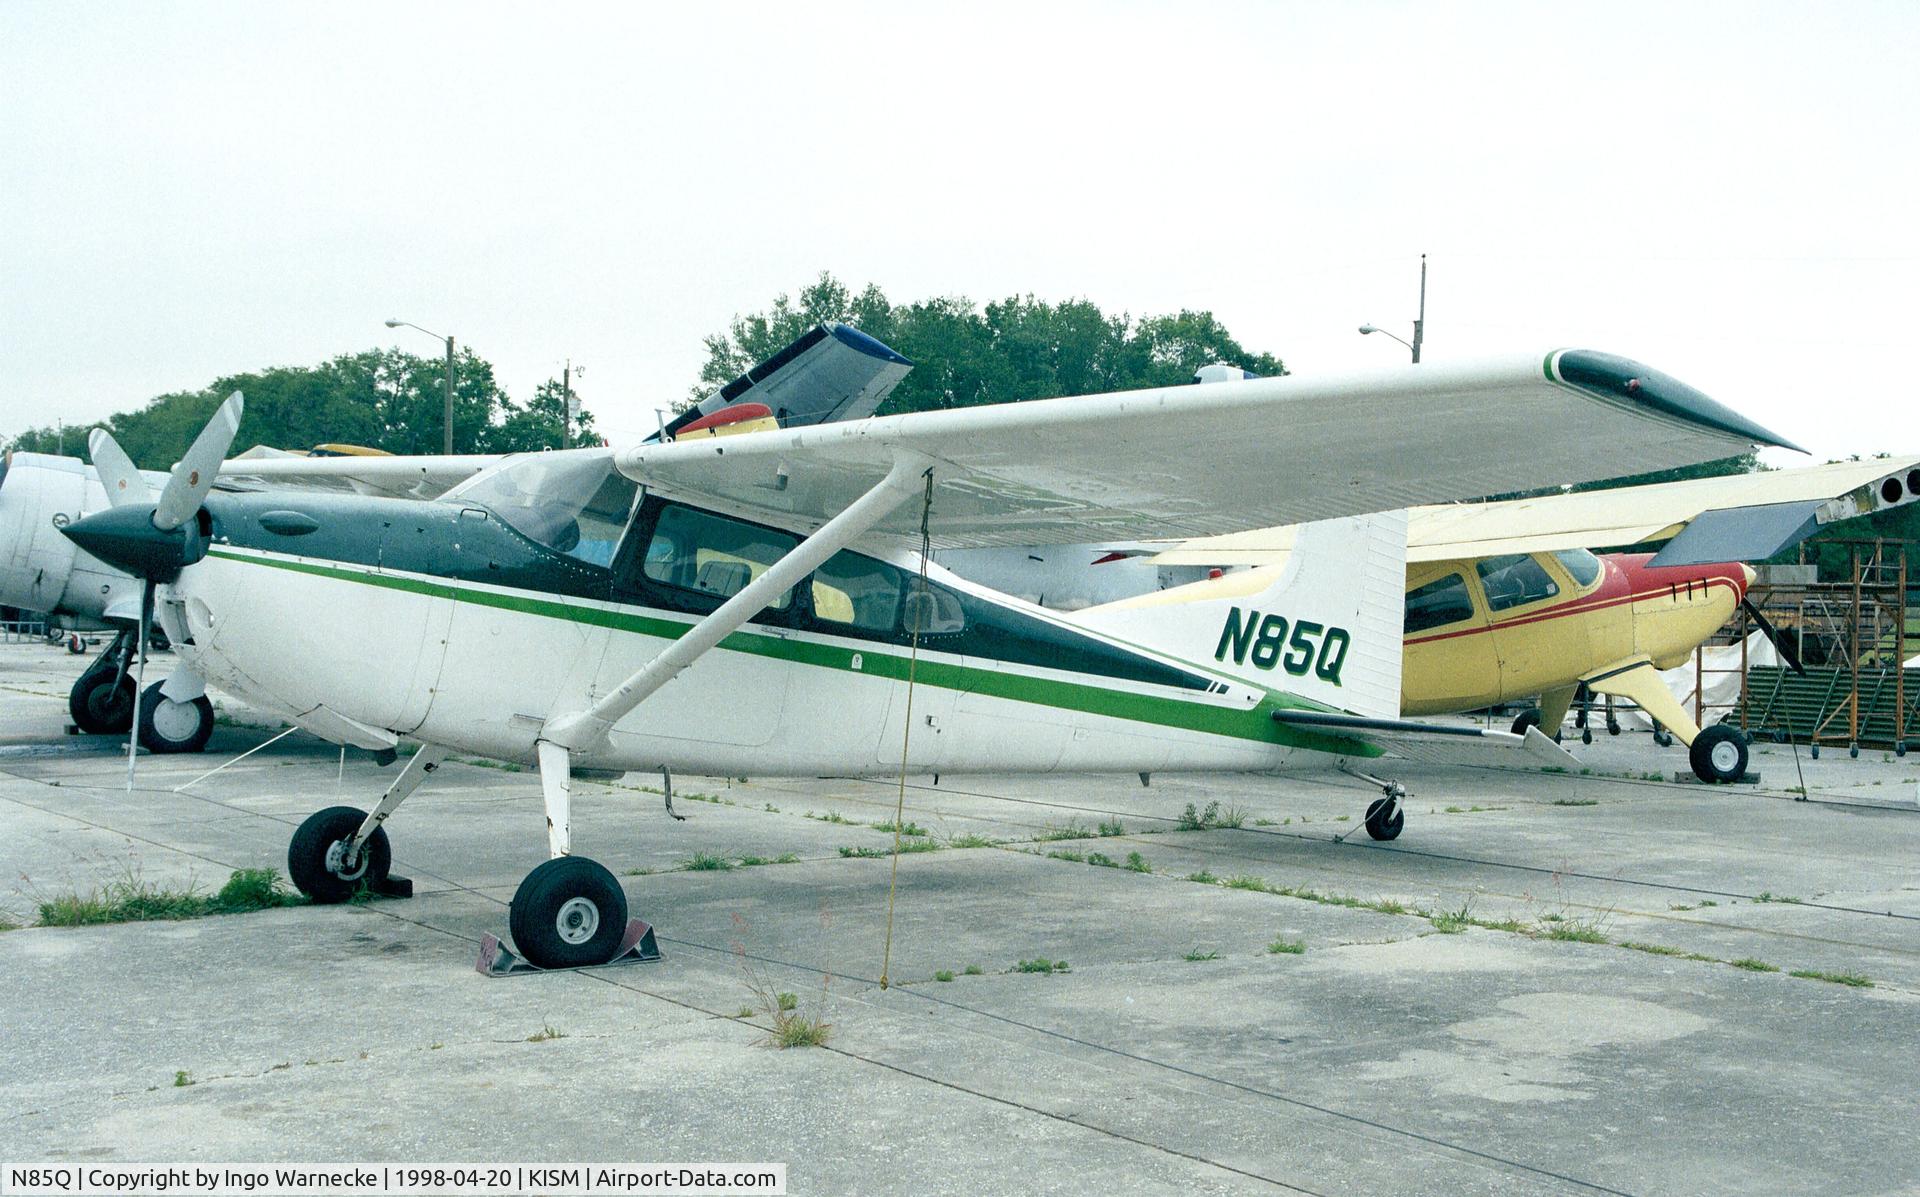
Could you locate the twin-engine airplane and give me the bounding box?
[59,349,1796,969]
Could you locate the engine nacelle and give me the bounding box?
[0,452,150,627]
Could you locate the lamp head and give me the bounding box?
[1358,324,1378,335]
[384,319,402,328]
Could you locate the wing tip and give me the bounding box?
[1548,348,1807,454]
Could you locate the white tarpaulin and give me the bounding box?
[1619,630,1781,731]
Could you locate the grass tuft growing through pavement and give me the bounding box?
[1789,969,1873,988]
[37,868,302,927]
[1014,958,1070,974]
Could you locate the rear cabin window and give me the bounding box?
[811,551,967,636]
[642,505,796,609]
[1405,573,1474,633]
[1476,554,1560,612]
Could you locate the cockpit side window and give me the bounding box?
[443,453,637,568]
[1552,548,1603,589]
[1476,554,1560,612]
[1405,572,1474,633]
[642,504,796,609]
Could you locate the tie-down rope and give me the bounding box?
[879,468,935,990]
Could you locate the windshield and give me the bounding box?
[443,452,638,566]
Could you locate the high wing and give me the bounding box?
[656,322,913,441]
[613,349,1800,548]
[1152,453,1918,567]
[216,448,500,500]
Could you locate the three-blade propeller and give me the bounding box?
[65,392,245,790]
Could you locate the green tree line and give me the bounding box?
[6,347,594,468]
[693,272,1287,413]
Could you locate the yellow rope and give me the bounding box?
[879,469,934,990]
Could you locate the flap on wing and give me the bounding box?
[1647,500,1825,567]
[660,323,913,441]
[616,349,1797,549]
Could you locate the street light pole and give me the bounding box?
[1411,252,1426,365]
[442,334,455,455]
[562,359,572,450]
[1357,253,1427,364]
[385,319,457,453]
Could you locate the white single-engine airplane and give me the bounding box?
[61,349,1796,969]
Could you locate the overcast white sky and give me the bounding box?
[3,0,1915,462]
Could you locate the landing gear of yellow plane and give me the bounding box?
[1689,724,1749,784]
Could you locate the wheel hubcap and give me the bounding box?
[151,697,199,742]
[555,897,601,944]
[324,839,369,882]
[1711,742,1740,771]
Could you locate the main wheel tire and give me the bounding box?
[1690,724,1749,784]
[288,806,391,904]
[137,683,214,754]
[69,669,136,734]
[1363,797,1405,842]
[1509,708,1543,737]
[509,856,628,969]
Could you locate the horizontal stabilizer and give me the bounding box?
[659,323,913,441]
[1273,712,1579,768]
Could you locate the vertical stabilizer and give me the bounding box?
[1071,512,1408,719]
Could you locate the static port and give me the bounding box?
[1882,477,1905,505]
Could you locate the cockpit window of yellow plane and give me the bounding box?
[1476,554,1560,612]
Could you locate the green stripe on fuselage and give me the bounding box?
[203,548,1378,757]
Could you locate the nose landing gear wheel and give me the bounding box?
[1689,724,1749,784]
[137,682,214,754]
[69,669,136,734]
[1363,797,1404,842]
[509,856,629,970]
[288,805,392,904]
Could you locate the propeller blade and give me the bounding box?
[1742,598,1807,676]
[88,429,152,507]
[153,391,243,531]
[127,579,154,792]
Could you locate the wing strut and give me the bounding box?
[538,454,933,765]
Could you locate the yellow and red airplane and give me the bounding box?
[1099,456,1920,784]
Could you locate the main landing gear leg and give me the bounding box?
[287,744,446,904]
[1336,768,1408,843]
[487,741,646,973]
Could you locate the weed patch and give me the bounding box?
[839,846,883,859]
[1729,958,1779,973]
[1789,969,1873,988]
[526,1024,566,1042]
[1267,937,1305,955]
[1125,852,1152,874]
[1186,869,1218,884]
[683,852,733,872]
[1183,948,1220,961]
[1097,818,1127,837]
[933,970,954,983]
[1014,958,1070,974]
[37,868,302,927]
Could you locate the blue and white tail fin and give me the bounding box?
[1070,511,1409,718]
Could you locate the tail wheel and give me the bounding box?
[1509,708,1543,737]
[1363,797,1404,842]
[288,806,391,904]
[137,683,214,754]
[69,669,136,734]
[1690,724,1749,784]
[510,856,628,969]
